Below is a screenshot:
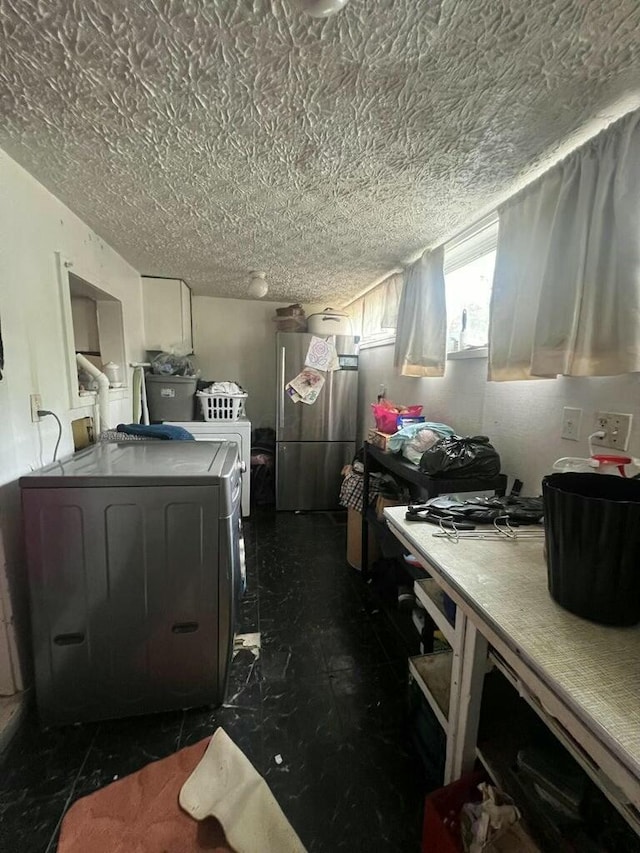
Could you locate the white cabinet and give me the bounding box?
[142,277,193,352]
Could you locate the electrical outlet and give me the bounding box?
[592,412,633,451]
[561,407,582,441]
[30,394,43,422]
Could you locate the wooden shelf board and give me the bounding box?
[414,578,456,647]
[409,651,452,733]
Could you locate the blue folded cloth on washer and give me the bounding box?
[116,423,195,441]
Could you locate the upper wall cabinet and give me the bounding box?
[142,277,193,353]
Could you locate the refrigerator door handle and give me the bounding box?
[279,345,286,430]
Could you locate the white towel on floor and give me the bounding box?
[179,728,307,853]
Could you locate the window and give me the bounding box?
[445,250,495,351]
[443,215,498,354]
[344,215,498,354]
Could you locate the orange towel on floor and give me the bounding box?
[58,738,234,853]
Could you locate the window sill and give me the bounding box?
[447,347,488,360]
[357,337,488,361]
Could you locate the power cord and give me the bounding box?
[37,410,63,461]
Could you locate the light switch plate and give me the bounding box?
[592,412,633,451]
[561,407,582,441]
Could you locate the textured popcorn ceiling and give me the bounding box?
[1,0,639,303]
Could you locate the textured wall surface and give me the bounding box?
[1,0,639,302]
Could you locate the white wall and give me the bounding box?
[70,296,100,352]
[0,149,144,694]
[193,296,294,429]
[358,344,640,494]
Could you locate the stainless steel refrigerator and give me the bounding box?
[276,332,359,511]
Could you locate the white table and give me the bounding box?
[384,505,640,835]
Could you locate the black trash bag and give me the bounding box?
[419,435,501,479]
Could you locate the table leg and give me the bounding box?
[362,442,370,578]
[444,606,467,783]
[452,621,489,778]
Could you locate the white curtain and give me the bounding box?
[489,108,640,380]
[345,273,403,341]
[362,283,386,338]
[345,296,364,336]
[394,247,447,377]
[381,273,403,329]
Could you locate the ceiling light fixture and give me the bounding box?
[300,0,351,18]
[248,271,269,299]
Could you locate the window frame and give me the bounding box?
[343,215,498,357]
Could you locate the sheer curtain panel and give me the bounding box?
[489,108,640,380]
[394,247,447,377]
[381,273,403,330]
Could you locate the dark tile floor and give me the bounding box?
[0,510,426,852]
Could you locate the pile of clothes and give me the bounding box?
[199,381,245,396]
[386,421,455,465]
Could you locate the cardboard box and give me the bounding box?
[375,495,406,520]
[367,429,394,451]
[72,416,95,451]
[347,507,380,570]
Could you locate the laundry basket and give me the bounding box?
[197,392,248,422]
[146,375,196,422]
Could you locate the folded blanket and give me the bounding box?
[117,423,195,440]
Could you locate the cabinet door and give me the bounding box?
[180,280,193,353]
[142,277,183,351]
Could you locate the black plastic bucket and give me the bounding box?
[543,472,640,626]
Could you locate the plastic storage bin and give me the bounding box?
[146,375,196,422]
[197,392,247,422]
[422,772,487,852]
[543,472,640,626]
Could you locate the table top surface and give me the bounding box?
[385,505,640,781]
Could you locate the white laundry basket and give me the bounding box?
[197,392,248,422]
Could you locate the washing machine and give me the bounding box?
[20,441,244,726]
[165,418,251,517]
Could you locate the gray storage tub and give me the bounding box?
[146,374,196,421]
